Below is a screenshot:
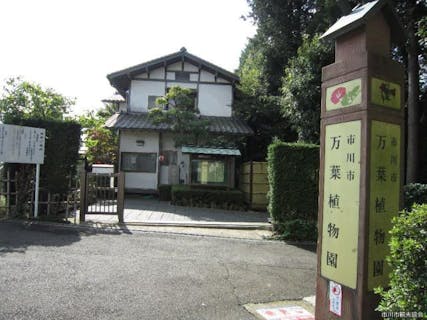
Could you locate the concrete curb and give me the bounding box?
[121,220,272,230]
[1,219,275,242]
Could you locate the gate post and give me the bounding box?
[80,171,87,223]
[117,172,125,223]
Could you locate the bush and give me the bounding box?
[404,183,427,210]
[273,219,317,241]
[375,204,427,315]
[171,185,246,210]
[267,141,319,239]
[158,184,172,201]
[8,118,81,194]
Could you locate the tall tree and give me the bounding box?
[394,0,427,183]
[0,77,73,123]
[281,34,334,143]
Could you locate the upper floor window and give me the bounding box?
[175,71,190,82]
[148,95,161,109]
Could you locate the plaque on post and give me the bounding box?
[316,1,405,319]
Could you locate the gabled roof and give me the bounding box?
[101,92,125,104]
[321,0,405,43]
[107,47,240,96]
[105,112,253,136]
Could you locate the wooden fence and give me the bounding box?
[0,167,80,220]
[239,161,269,211]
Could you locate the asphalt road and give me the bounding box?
[0,222,316,320]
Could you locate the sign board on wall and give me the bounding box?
[0,124,45,164]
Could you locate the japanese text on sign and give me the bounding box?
[321,121,361,289]
[368,121,401,290]
[0,124,45,164]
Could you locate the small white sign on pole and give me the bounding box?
[329,281,343,316]
[0,124,46,217]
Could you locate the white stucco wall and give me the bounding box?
[129,80,165,112]
[120,130,159,190]
[129,64,234,116]
[198,84,232,116]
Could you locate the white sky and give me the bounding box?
[0,0,256,115]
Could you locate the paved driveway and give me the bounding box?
[85,198,269,226]
[0,222,316,320]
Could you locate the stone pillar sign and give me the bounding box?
[316,1,405,319]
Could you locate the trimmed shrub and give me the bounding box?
[171,185,246,210]
[273,219,317,241]
[5,118,81,217]
[375,204,427,314]
[158,184,172,201]
[404,183,427,210]
[267,141,319,222]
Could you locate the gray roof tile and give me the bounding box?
[105,112,253,135]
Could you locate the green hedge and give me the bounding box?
[267,141,319,239]
[18,118,81,194]
[404,183,427,210]
[171,185,246,210]
[158,184,172,201]
[375,204,427,314]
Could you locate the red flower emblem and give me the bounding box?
[331,87,346,104]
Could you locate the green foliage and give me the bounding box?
[273,219,317,242]
[158,184,172,201]
[16,118,81,194]
[244,0,353,95]
[267,141,319,238]
[171,185,246,210]
[236,37,298,160]
[149,86,211,147]
[404,183,427,210]
[78,104,118,165]
[281,34,333,143]
[0,77,73,122]
[375,204,427,314]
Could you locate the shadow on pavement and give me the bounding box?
[0,220,132,256]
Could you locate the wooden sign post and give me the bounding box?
[316,1,405,319]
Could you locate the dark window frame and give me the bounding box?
[121,152,157,173]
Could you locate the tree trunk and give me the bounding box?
[406,6,420,183]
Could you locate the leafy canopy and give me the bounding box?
[78,104,118,165]
[0,77,73,123]
[148,86,210,147]
[281,34,333,143]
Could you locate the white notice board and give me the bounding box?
[0,124,46,164]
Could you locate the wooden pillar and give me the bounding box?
[79,172,87,223]
[316,2,405,319]
[117,172,125,223]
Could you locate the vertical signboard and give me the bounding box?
[368,121,401,290]
[321,120,361,289]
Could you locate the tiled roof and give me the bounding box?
[107,47,240,96]
[101,93,125,103]
[182,146,241,156]
[105,112,253,135]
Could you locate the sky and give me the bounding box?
[0,0,256,116]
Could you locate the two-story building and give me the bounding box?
[105,47,252,193]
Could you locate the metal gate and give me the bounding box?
[80,172,124,223]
